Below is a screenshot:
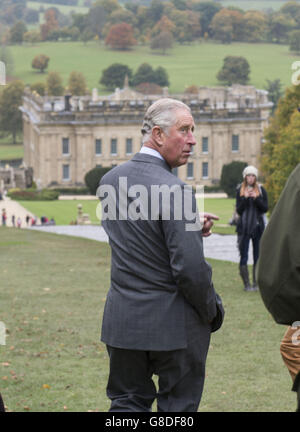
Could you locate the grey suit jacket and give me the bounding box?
[100,153,224,351]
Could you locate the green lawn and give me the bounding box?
[18,199,100,225]
[201,197,236,235]
[0,227,295,411]
[9,40,297,93]
[0,143,24,160]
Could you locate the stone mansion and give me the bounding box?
[20,83,272,189]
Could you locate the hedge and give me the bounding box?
[7,188,60,201]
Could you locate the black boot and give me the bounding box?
[239,265,252,291]
[292,371,300,412]
[252,263,258,291]
[0,393,5,412]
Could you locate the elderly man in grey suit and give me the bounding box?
[99,98,224,412]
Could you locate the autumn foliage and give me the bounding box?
[105,22,136,50]
[261,84,300,211]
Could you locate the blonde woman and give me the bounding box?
[236,166,268,291]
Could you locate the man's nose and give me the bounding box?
[187,130,196,145]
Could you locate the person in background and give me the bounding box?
[235,166,268,291]
[1,209,7,226]
[258,164,300,412]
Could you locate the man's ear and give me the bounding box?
[152,126,164,146]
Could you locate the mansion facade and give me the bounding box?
[21,84,272,189]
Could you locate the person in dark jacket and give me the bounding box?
[235,165,268,291]
[258,164,300,412]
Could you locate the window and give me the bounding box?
[187,162,194,179]
[202,162,208,179]
[62,138,69,155]
[126,138,133,155]
[111,138,117,155]
[232,134,239,152]
[63,164,70,180]
[202,137,208,153]
[95,139,102,155]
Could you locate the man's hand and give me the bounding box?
[200,212,219,237]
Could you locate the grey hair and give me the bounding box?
[141,98,191,144]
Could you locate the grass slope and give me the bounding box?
[10,41,296,93]
[0,227,295,412]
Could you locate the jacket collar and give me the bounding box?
[131,152,172,173]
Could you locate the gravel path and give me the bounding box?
[27,224,253,264]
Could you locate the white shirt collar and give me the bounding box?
[140,146,165,161]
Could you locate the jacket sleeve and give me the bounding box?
[254,186,268,213]
[257,165,300,325]
[162,186,224,331]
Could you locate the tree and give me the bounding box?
[217,56,250,85]
[132,63,169,87]
[191,1,222,37]
[132,63,155,86]
[0,80,24,144]
[30,81,46,96]
[68,71,87,95]
[86,3,108,39]
[150,31,173,54]
[289,29,300,52]
[242,11,267,42]
[109,8,136,26]
[105,22,137,50]
[85,166,112,195]
[211,9,244,43]
[31,54,50,73]
[25,8,39,24]
[261,83,300,211]
[40,8,59,41]
[153,66,169,86]
[264,79,283,114]
[80,29,94,45]
[280,1,300,25]
[23,30,41,44]
[267,13,295,43]
[151,15,175,38]
[46,71,64,96]
[9,20,27,44]
[220,161,248,198]
[100,63,133,90]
